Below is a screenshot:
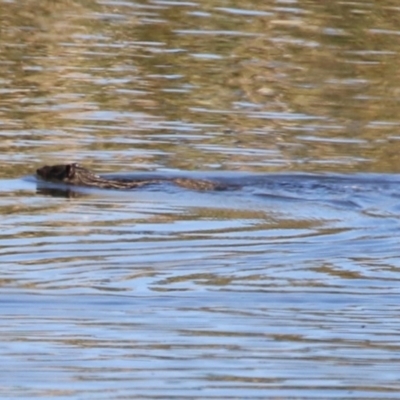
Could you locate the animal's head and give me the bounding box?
[36,163,79,182]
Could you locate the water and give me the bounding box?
[1,0,400,398]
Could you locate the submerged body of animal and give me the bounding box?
[36,163,226,191]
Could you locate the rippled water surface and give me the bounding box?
[2,0,400,398]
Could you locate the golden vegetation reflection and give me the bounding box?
[1,0,400,175]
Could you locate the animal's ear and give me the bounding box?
[65,163,77,179]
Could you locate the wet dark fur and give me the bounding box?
[36,163,224,191]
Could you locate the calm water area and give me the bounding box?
[1,0,400,398]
